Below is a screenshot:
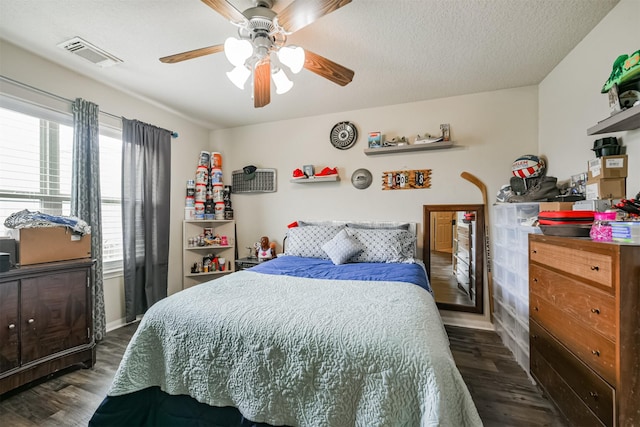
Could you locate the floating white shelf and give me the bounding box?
[290,176,340,183]
[587,104,640,135]
[364,140,454,155]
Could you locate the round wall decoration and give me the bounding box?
[330,121,358,150]
[351,168,373,189]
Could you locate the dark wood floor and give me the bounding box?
[431,250,475,306]
[0,323,567,426]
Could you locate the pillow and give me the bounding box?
[346,228,416,263]
[346,222,410,231]
[322,229,364,265]
[284,225,344,259]
[297,220,336,227]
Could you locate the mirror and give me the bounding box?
[423,204,484,313]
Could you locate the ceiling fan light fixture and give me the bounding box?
[277,45,305,74]
[226,65,251,89]
[224,37,253,66]
[272,68,293,94]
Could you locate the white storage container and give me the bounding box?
[492,203,540,375]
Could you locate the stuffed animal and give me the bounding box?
[256,236,276,261]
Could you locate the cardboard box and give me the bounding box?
[539,202,575,212]
[573,199,612,211]
[585,178,626,200]
[587,155,628,180]
[16,227,91,266]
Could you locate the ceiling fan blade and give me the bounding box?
[278,0,352,33]
[159,44,224,63]
[303,50,354,86]
[200,0,247,24]
[254,59,271,108]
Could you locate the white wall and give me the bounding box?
[213,86,539,329]
[539,0,639,190]
[2,0,633,331]
[0,40,212,329]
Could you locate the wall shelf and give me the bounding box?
[364,140,454,155]
[183,220,235,289]
[587,103,640,135]
[290,176,340,183]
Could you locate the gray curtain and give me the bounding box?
[121,118,171,322]
[71,98,106,341]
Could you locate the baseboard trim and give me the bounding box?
[106,316,142,333]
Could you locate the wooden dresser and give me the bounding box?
[528,234,640,426]
[0,259,96,395]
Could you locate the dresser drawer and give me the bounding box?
[530,293,615,385]
[530,264,616,341]
[531,320,614,427]
[530,240,613,288]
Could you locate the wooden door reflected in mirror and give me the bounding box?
[423,204,484,313]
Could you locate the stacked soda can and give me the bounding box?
[210,152,226,220]
[195,151,210,219]
[186,151,231,220]
[185,179,196,220]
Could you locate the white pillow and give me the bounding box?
[322,229,364,265]
[284,225,344,259]
[346,228,416,263]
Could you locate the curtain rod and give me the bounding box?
[0,75,178,138]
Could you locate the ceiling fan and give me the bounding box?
[160,0,355,108]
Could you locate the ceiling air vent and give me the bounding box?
[57,37,122,67]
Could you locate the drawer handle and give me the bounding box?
[531,334,538,339]
[591,308,601,315]
[532,250,537,254]
[8,323,15,330]
[589,391,599,400]
[592,350,600,357]
[533,278,538,283]
[534,306,539,311]
[27,318,35,324]
[590,265,600,271]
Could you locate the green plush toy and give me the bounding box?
[601,50,640,93]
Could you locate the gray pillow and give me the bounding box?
[322,229,364,265]
[346,228,416,263]
[285,225,345,259]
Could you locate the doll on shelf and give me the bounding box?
[256,236,276,261]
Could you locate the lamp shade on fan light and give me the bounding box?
[224,37,253,66]
[272,68,293,94]
[277,46,305,74]
[226,65,251,89]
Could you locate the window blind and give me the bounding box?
[0,101,123,272]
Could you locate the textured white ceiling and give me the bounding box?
[0,0,619,129]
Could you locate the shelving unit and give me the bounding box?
[364,140,454,155]
[492,203,541,376]
[290,175,340,183]
[183,220,235,289]
[587,103,640,135]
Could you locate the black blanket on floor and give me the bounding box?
[89,386,289,427]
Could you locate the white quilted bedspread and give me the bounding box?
[109,271,482,426]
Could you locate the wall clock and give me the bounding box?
[330,121,358,150]
[351,168,372,189]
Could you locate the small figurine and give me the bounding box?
[256,236,275,261]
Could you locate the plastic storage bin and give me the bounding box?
[492,203,540,375]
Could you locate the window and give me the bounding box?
[0,100,123,272]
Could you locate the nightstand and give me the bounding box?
[235,257,261,271]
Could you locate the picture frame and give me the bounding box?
[303,164,315,177]
[608,84,622,114]
[440,124,450,141]
[368,131,382,148]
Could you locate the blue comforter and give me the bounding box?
[250,255,432,293]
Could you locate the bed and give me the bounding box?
[89,221,482,426]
